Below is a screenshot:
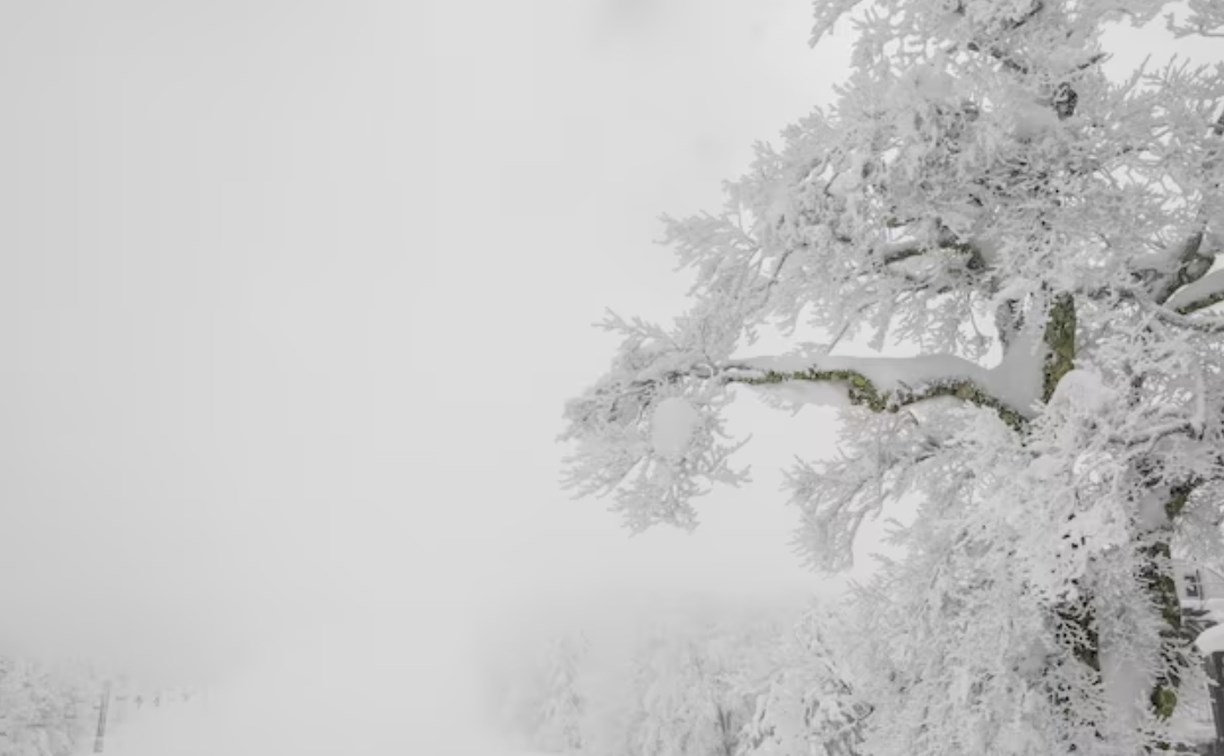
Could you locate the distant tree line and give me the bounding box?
[0,655,109,756]
[486,599,870,756]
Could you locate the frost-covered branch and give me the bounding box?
[1169,268,1224,314]
[873,229,987,271]
[1126,295,1224,335]
[726,350,1030,431]
[1149,231,1214,305]
[562,330,1043,529]
[1167,0,1224,38]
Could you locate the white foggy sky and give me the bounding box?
[0,0,853,690]
[1,0,1216,721]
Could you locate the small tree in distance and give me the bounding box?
[562,2,1224,753]
[488,596,803,756]
[535,633,586,754]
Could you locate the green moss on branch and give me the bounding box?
[1042,292,1076,403]
[736,368,1027,431]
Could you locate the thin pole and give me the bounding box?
[93,681,111,753]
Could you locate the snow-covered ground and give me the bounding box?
[95,611,533,756]
[101,703,535,756]
[99,688,534,756]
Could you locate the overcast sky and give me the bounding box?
[0,0,856,695]
[2,2,1218,751]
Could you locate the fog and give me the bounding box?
[8,0,1211,750]
[0,0,856,750]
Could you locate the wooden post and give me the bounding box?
[93,681,111,753]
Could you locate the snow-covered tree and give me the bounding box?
[0,656,103,756]
[740,609,870,756]
[535,633,588,753]
[629,622,755,756]
[488,597,803,756]
[562,1,1224,752]
[490,632,588,753]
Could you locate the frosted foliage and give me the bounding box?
[1167,0,1224,39]
[561,310,750,532]
[535,637,586,753]
[563,0,1224,752]
[492,608,800,756]
[0,657,104,756]
[741,610,870,756]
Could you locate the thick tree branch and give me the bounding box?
[1152,231,1212,305]
[724,352,1031,431]
[964,40,1028,74]
[1096,291,1224,334]
[868,222,987,266]
[1169,268,1224,314]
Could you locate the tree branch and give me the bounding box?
[1104,291,1224,334]
[724,353,1030,431]
[1152,231,1213,305]
[875,232,986,268]
[1169,268,1224,314]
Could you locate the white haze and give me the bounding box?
[0,0,847,751]
[1,0,1206,752]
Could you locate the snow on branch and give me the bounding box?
[1149,231,1214,305]
[1114,291,1224,336]
[1168,268,1224,314]
[726,348,1033,431]
[561,331,1050,537]
[561,338,1037,532]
